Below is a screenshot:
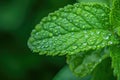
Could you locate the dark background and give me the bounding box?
[0,0,76,80]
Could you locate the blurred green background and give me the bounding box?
[0,0,77,80]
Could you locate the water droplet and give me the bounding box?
[54,30,58,33]
[99,59,102,62]
[84,14,89,17]
[48,16,51,21]
[93,46,96,49]
[29,37,35,43]
[82,26,85,28]
[52,16,57,20]
[108,41,113,45]
[97,31,100,34]
[35,24,41,31]
[104,36,109,40]
[84,6,90,10]
[101,13,105,17]
[90,32,94,35]
[83,31,87,33]
[49,33,53,37]
[69,19,73,22]
[83,43,87,46]
[71,27,75,31]
[101,42,105,47]
[77,8,82,14]
[97,45,100,48]
[72,46,77,49]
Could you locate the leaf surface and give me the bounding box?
[28,3,119,55]
[111,0,120,36]
[110,45,120,80]
[77,0,112,7]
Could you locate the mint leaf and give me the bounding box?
[28,3,119,55]
[67,47,110,77]
[111,0,120,36]
[110,45,120,80]
[77,0,112,7]
[92,58,115,80]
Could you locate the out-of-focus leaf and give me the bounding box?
[53,65,91,80]
[92,58,115,80]
[111,0,120,36]
[110,45,120,80]
[67,47,110,77]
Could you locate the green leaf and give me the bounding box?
[67,47,110,77]
[28,3,119,56]
[110,45,120,80]
[111,0,120,36]
[77,0,112,7]
[92,58,115,80]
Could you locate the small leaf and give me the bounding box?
[67,47,110,77]
[110,45,120,80]
[28,3,119,55]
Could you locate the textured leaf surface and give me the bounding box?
[77,0,112,7]
[67,47,110,77]
[111,0,120,36]
[110,45,120,80]
[28,3,119,55]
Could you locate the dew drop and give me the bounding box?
[83,43,87,46]
[97,31,100,34]
[97,45,100,48]
[84,6,90,10]
[83,31,87,33]
[104,36,109,40]
[85,35,89,38]
[54,30,58,33]
[35,24,41,31]
[52,16,57,20]
[72,46,77,49]
[82,26,85,28]
[108,41,113,45]
[29,37,35,43]
[49,33,53,37]
[101,13,105,17]
[90,32,94,35]
[71,27,75,31]
[93,46,96,49]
